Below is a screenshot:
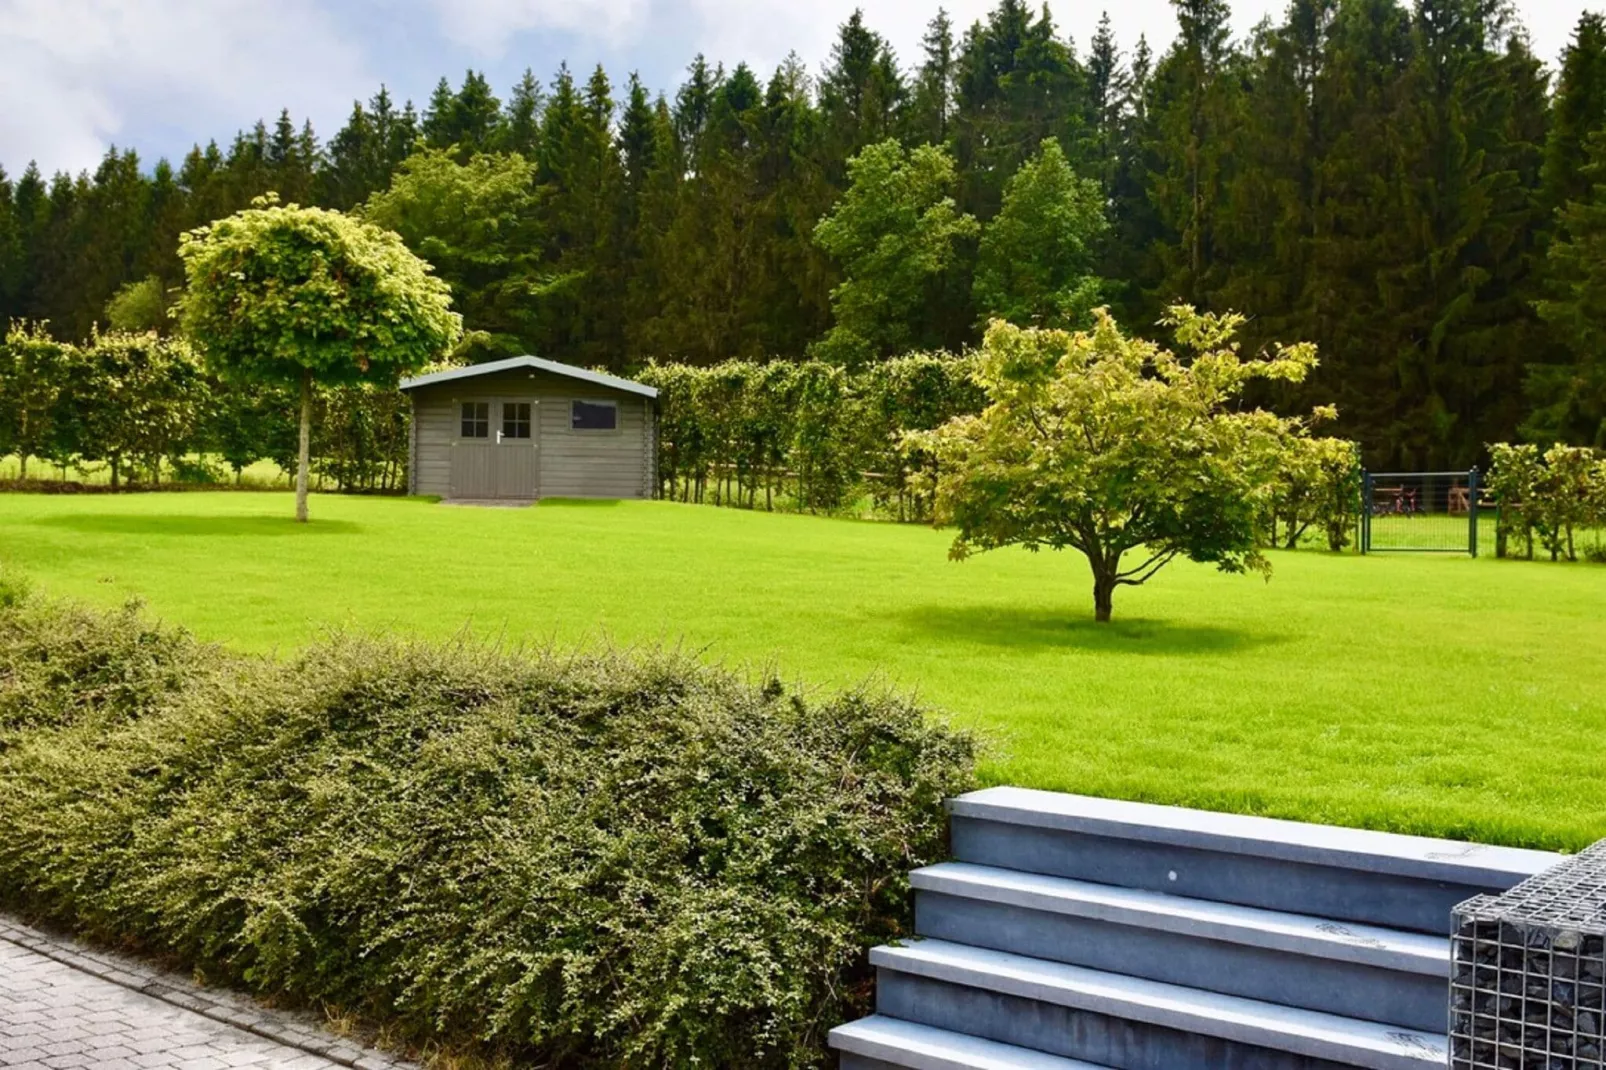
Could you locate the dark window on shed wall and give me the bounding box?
[502,402,532,439]
[461,402,489,438]
[572,399,618,431]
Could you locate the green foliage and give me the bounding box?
[638,353,980,519]
[1532,129,1606,450]
[56,331,208,487]
[1487,442,1545,560]
[974,139,1108,329]
[812,141,978,365]
[0,1,1599,468]
[363,149,552,360]
[103,276,170,334]
[0,588,975,1068]
[179,196,459,519]
[919,308,1329,621]
[1486,443,1606,562]
[1263,437,1363,552]
[0,322,70,478]
[178,197,461,390]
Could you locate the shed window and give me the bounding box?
[460,401,490,439]
[571,399,618,431]
[502,402,532,440]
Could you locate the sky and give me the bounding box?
[0,0,1594,177]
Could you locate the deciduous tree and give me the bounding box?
[919,308,1327,621]
[813,140,977,364]
[974,138,1108,328]
[177,196,459,521]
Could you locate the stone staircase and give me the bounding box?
[830,787,1561,1070]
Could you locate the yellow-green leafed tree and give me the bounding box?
[917,307,1333,622]
[178,195,461,522]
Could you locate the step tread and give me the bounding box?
[830,1016,1113,1070]
[913,862,1448,976]
[872,939,1447,1070]
[950,787,1556,889]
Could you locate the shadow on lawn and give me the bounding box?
[35,514,362,537]
[891,604,1276,656]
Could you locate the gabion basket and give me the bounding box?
[1452,840,1606,1070]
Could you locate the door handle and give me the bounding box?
[496,430,504,444]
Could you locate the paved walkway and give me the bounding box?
[0,919,411,1070]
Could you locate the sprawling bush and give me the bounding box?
[0,587,975,1068]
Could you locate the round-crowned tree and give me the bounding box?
[917,307,1334,622]
[178,196,460,522]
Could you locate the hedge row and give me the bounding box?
[637,354,984,520]
[1486,443,1606,562]
[0,323,408,492]
[0,577,975,1067]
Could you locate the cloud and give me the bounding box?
[0,0,373,174]
[426,0,652,56]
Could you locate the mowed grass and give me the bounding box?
[2,491,1603,851]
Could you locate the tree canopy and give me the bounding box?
[919,308,1327,621]
[812,140,978,365]
[0,2,1602,467]
[177,196,459,519]
[974,138,1108,328]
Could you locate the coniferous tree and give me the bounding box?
[907,10,958,146]
[1145,0,1240,309]
[500,69,545,157]
[819,11,905,176]
[1534,133,1606,448]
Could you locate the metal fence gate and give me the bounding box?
[1361,469,1481,556]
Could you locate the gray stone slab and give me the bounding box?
[830,1015,1111,1069]
[870,939,1447,1070]
[948,787,1558,889]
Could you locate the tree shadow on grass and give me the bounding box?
[889,604,1278,656]
[35,514,361,537]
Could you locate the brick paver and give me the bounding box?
[0,928,408,1070]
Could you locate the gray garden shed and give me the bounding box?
[400,356,658,501]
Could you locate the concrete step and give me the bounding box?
[948,787,1559,934]
[830,1016,1114,1070]
[873,939,1448,1070]
[912,862,1448,1032]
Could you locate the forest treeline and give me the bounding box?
[2,0,1606,469]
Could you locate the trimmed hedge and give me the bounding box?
[0,582,975,1067]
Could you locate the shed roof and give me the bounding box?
[399,356,658,399]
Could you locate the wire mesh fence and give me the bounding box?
[1362,470,1482,555]
[1451,841,1606,1069]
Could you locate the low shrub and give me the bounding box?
[0,587,975,1068]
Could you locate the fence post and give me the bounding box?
[1467,467,1479,558]
[1360,469,1371,554]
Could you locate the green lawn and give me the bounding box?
[2,491,1603,851]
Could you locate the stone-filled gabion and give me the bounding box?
[1452,840,1606,1070]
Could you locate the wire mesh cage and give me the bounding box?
[1362,470,1483,555]
[1451,841,1606,1070]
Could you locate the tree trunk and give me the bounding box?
[17,453,26,480]
[109,452,120,490]
[1092,570,1116,623]
[296,368,312,523]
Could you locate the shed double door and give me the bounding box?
[449,398,540,500]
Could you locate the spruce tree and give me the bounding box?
[500,69,545,157]
[908,9,958,146]
[1534,133,1606,447]
[819,11,905,175]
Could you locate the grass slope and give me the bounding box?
[2,491,1602,850]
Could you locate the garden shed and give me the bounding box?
[400,356,658,501]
